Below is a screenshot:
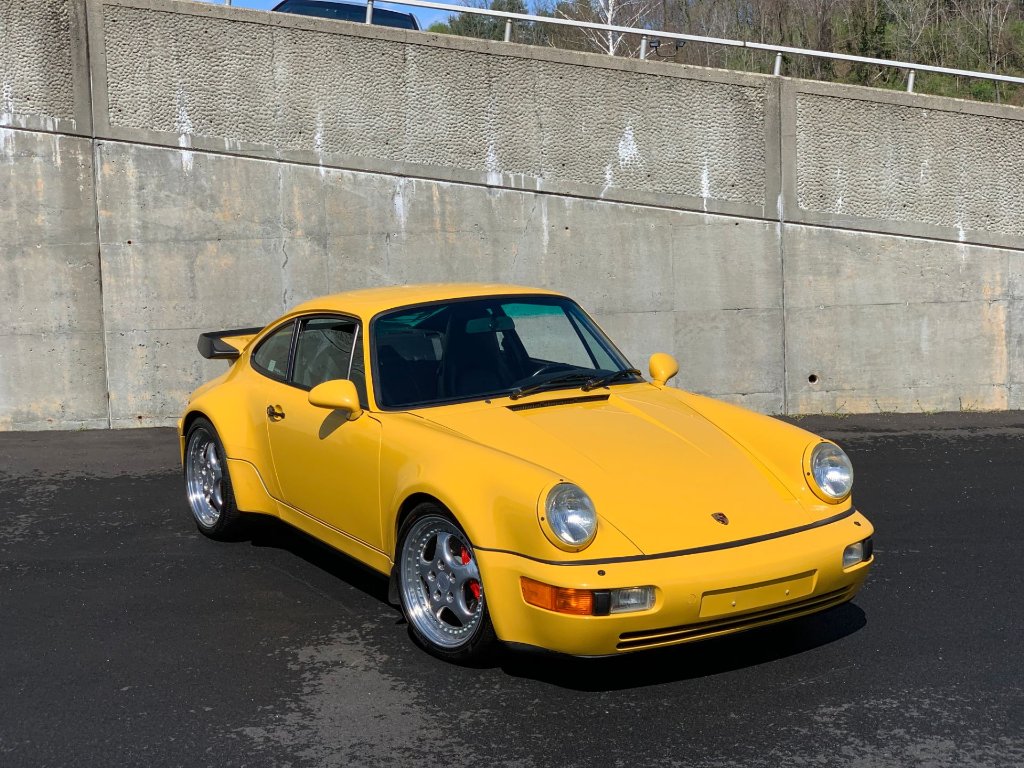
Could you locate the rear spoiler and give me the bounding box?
[197,327,265,360]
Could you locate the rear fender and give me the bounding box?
[181,371,282,501]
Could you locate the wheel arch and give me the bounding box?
[388,492,449,606]
[180,408,245,466]
[180,404,280,518]
[394,492,451,556]
[181,408,209,439]
[179,408,213,465]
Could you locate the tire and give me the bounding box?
[184,417,244,540]
[397,504,497,663]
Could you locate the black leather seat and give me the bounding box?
[443,312,516,397]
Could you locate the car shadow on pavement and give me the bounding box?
[498,603,867,691]
[227,515,866,689]
[241,515,392,604]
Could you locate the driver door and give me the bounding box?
[259,315,383,553]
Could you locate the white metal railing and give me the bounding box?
[352,0,1024,94]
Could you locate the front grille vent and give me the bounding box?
[617,586,854,651]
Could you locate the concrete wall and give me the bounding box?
[0,0,105,429]
[1,0,1023,429]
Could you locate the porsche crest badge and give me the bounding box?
[711,512,729,525]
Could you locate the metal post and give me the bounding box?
[773,52,782,76]
[640,36,648,60]
[504,19,512,42]
[365,0,374,25]
[906,69,916,92]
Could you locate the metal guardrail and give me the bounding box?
[356,0,1024,93]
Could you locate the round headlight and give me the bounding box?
[543,483,597,550]
[809,442,854,500]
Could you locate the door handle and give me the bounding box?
[266,405,286,421]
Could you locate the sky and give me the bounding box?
[197,0,456,30]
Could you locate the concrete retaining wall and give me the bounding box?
[1,0,1023,429]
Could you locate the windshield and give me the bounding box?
[371,295,639,409]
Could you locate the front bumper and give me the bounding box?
[477,509,873,656]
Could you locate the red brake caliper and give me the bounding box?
[461,546,482,601]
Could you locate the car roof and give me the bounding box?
[271,0,420,30]
[288,283,563,319]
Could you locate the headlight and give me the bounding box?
[808,442,854,501]
[542,483,597,551]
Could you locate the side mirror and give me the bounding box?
[308,379,363,419]
[648,353,679,387]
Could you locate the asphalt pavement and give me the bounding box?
[1,413,1022,767]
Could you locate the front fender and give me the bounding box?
[671,390,852,514]
[378,414,643,563]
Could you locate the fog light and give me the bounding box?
[610,586,655,614]
[843,537,873,568]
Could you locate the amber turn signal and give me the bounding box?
[521,577,595,615]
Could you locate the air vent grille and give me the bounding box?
[507,394,610,412]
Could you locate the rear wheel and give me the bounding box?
[184,417,243,540]
[397,505,496,663]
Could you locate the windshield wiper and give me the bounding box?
[509,372,595,400]
[581,368,643,391]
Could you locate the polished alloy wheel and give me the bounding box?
[400,516,484,650]
[186,427,225,528]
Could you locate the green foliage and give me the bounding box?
[434,0,1024,104]
[430,0,549,44]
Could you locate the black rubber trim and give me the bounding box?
[475,506,858,566]
[507,394,610,411]
[197,326,264,360]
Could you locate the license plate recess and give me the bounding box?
[699,571,817,618]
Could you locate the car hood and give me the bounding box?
[418,386,819,556]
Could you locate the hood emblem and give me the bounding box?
[711,512,729,525]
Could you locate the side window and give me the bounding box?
[293,317,368,406]
[251,322,295,380]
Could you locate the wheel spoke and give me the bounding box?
[210,481,224,511]
[450,558,480,585]
[415,543,435,583]
[204,442,220,471]
[435,531,461,571]
[451,591,478,623]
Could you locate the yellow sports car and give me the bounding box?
[180,284,873,661]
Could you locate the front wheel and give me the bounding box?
[397,506,496,663]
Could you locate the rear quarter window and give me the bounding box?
[251,322,295,380]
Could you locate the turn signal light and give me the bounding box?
[520,578,655,616]
[521,577,594,615]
